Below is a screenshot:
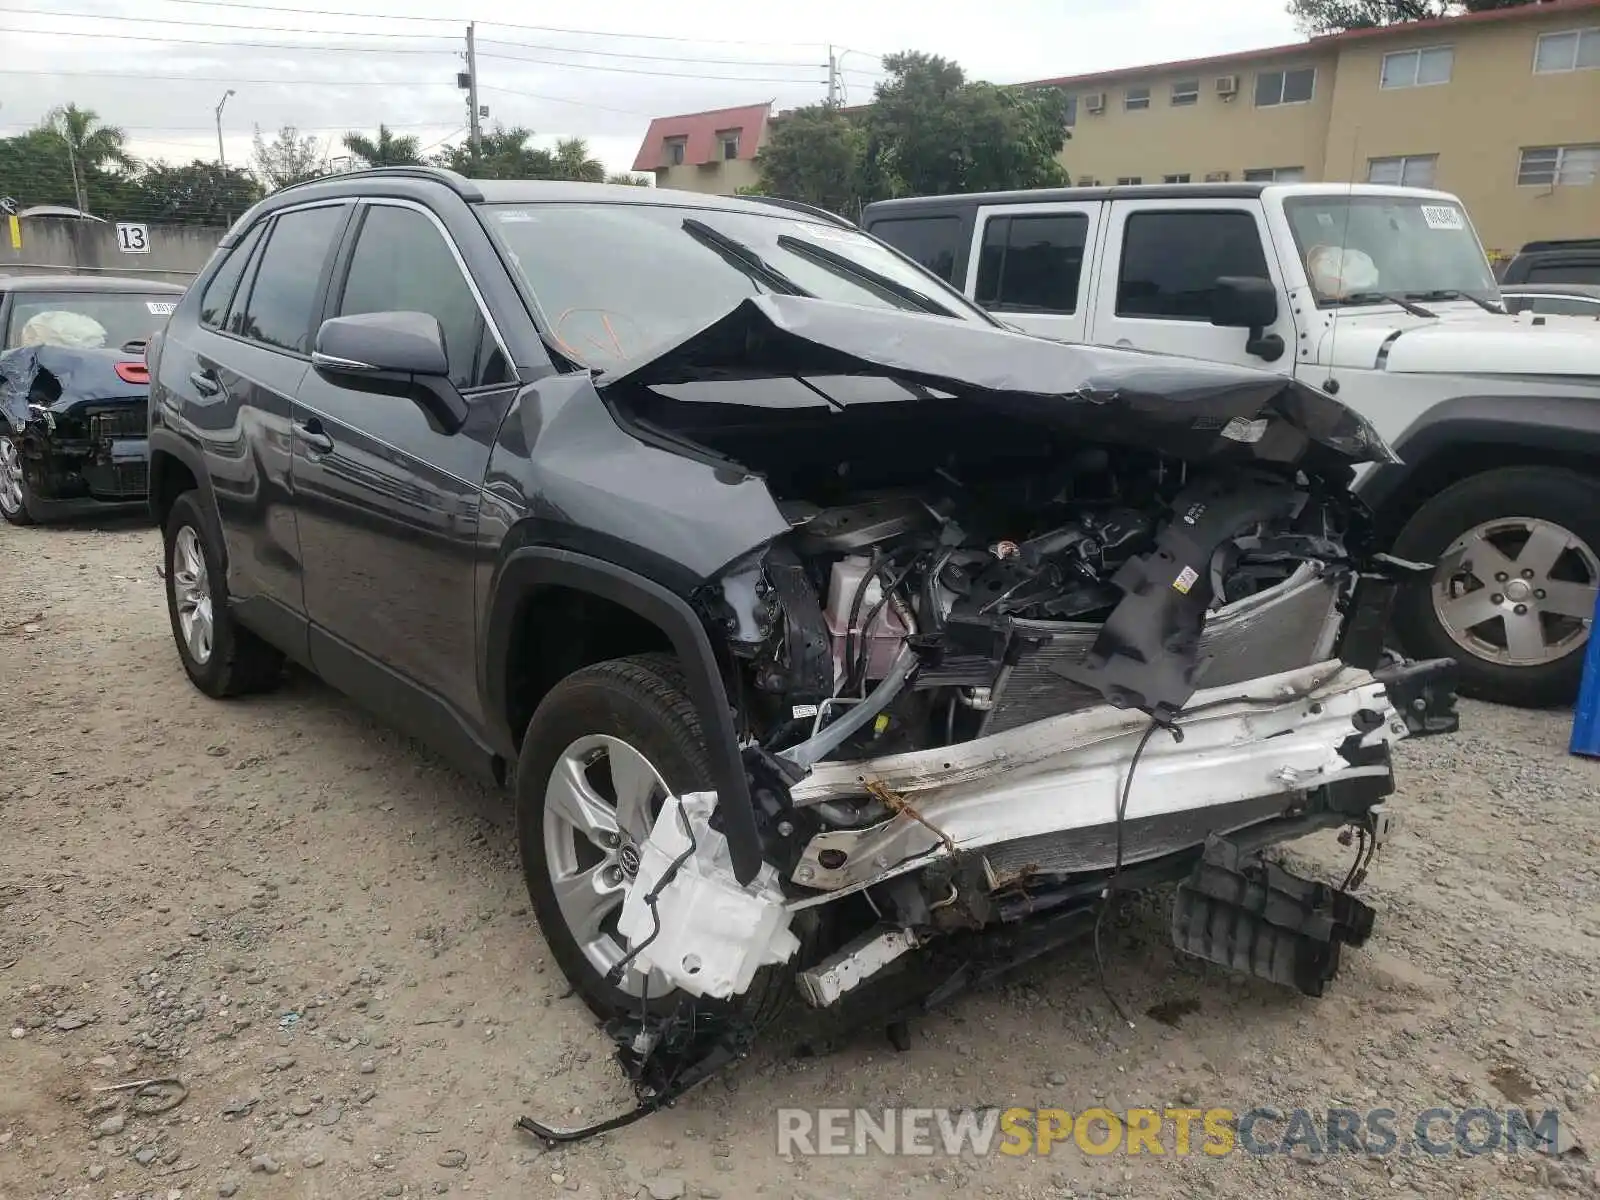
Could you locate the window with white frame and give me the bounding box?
[1534,27,1599,73]
[718,130,740,160]
[1517,144,1600,186]
[1125,86,1151,111]
[1171,79,1199,106]
[1368,154,1437,187]
[1116,176,1144,185]
[1380,46,1454,88]
[1243,166,1307,182]
[1255,67,1315,106]
[664,137,686,166]
[1163,173,1192,183]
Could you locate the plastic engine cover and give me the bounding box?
[617,792,800,999]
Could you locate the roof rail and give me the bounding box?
[274,165,484,202]
[738,194,856,228]
[1517,238,1600,254]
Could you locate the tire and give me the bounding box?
[0,437,35,526]
[162,490,284,698]
[515,652,795,1027]
[1392,467,1600,708]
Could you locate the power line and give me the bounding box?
[474,50,822,82]
[477,84,655,118]
[0,4,456,38]
[0,67,453,85]
[140,0,832,48]
[477,38,821,68]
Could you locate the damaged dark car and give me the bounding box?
[145,169,1458,1134]
[0,274,183,525]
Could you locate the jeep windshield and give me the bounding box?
[482,202,988,369]
[1283,195,1500,311]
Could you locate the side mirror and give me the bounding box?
[1210,276,1285,363]
[313,311,449,377]
[1209,276,1279,329]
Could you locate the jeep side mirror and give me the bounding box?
[1210,276,1285,363]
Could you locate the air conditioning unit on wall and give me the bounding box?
[1084,92,1107,114]
[1215,74,1239,97]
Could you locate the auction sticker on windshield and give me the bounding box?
[146,301,176,316]
[1421,205,1464,231]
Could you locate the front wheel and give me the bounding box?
[0,437,35,526]
[514,653,795,1025]
[1392,467,1600,708]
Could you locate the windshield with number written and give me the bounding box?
[1283,196,1499,309]
[4,293,177,350]
[482,202,988,370]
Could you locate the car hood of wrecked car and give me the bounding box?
[594,294,1398,471]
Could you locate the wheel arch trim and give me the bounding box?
[484,546,763,885]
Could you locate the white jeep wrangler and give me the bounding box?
[865,182,1600,707]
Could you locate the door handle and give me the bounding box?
[294,419,335,455]
[189,369,220,396]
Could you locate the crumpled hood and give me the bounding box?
[0,345,146,426]
[1318,308,1600,376]
[598,295,1398,470]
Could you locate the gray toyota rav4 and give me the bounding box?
[146,167,1456,1130]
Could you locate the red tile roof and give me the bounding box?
[1017,0,1600,91]
[632,102,772,172]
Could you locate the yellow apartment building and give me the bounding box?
[633,0,1598,256]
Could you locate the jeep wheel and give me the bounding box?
[515,653,795,1024]
[1393,467,1600,708]
[163,491,285,697]
[0,437,35,526]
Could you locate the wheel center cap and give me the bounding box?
[619,843,642,878]
[1504,579,1533,603]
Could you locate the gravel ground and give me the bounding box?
[2,517,1599,1200]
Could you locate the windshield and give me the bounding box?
[481,202,988,369]
[4,292,178,350]
[1282,196,1499,309]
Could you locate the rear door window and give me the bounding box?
[237,205,347,355]
[199,223,264,330]
[975,213,1089,313]
[868,215,961,282]
[1526,262,1600,285]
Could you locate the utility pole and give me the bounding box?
[215,89,235,170]
[466,22,482,163]
[827,44,838,107]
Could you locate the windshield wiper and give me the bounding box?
[681,218,812,297]
[1405,288,1505,314]
[775,233,961,318]
[1340,291,1437,319]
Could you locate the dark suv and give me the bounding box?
[147,168,1453,1076]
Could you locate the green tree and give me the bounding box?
[432,125,554,179]
[1288,0,1534,34]
[129,161,262,225]
[753,105,868,215]
[252,125,324,191]
[864,52,1070,198]
[606,172,651,186]
[551,137,605,183]
[46,104,131,175]
[341,125,423,168]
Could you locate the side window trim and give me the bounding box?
[338,197,513,392]
[220,199,352,359]
[1111,204,1278,322]
[966,201,1101,316]
[226,217,273,339]
[200,221,264,331]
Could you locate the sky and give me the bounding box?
[0,0,1306,177]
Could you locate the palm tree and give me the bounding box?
[43,104,131,214]
[341,125,422,168]
[551,137,605,183]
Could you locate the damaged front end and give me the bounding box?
[0,345,152,522]
[518,296,1458,1140]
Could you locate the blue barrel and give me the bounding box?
[1571,587,1600,758]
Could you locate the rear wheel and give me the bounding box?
[163,491,284,697]
[1393,467,1600,708]
[0,438,35,526]
[515,653,794,1025]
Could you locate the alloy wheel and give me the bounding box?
[172,526,215,666]
[1432,517,1600,667]
[542,733,674,998]
[0,437,23,516]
